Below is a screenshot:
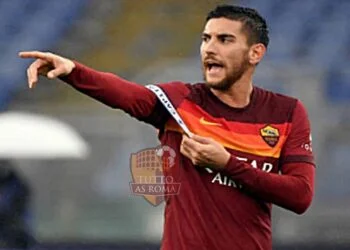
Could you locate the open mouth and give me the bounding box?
[205,62,224,73]
[208,63,223,70]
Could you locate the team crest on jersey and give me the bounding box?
[260,125,280,147]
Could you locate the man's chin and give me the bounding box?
[205,78,222,86]
[205,80,231,91]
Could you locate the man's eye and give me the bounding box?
[220,37,229,43]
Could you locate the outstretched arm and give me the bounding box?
[60,62,161,124]
[19,51,169,128]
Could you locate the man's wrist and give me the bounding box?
[218,151,233,169]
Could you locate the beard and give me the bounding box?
[203,56,250,91]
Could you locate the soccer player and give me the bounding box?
[19,5,315,250]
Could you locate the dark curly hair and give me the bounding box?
[206,5,269,48]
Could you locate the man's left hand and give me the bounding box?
[180,134,231,169]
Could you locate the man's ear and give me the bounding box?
[249,43,266,65]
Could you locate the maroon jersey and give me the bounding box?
[63,63,315,250]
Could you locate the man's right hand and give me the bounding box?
[19,51,76,88]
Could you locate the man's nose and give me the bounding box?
[203,39,218,55]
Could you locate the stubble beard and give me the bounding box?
[203,57,250,91]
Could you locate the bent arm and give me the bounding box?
[224,158,314,214]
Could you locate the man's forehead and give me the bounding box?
[203,18,243,35]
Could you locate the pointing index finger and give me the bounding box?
[18,51,53,61]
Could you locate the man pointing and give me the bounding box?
[20,5,315,250]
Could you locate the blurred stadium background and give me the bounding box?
[0,0,349,249]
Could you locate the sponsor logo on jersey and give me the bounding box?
[301,134,313,152]
[199,117,222,126]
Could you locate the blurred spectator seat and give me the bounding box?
[0,0,88,109]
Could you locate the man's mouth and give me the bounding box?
[205,61,224,73]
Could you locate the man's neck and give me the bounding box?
[210,72,254,109]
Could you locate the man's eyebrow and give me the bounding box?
[201,32,236,39]
[217,33,236,39]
